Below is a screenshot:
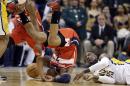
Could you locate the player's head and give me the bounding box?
[84,52,97,63]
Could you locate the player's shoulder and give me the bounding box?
[111,58,126,65]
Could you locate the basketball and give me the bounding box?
[26,63,39,78]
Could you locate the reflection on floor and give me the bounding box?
[0,67,125,86]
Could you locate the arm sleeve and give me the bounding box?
[98,76,116,84]
[89,57,110,73]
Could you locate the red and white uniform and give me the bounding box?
[50,28,79,68]
[11,10,42,54]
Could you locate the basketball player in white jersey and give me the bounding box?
[74,52,130,85]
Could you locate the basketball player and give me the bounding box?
[7,0,77,82]
[28,28,79,83]
[34,0,79,82]
[0,0,9,58]
[0,0,10,81]
[74,53,130,85]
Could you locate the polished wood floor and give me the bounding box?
[0,67,126,86]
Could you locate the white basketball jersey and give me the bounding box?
[90,57,130,84]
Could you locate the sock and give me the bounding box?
[19,11,30,25]
[51,11,61,24]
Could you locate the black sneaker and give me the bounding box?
[0,76,7,81]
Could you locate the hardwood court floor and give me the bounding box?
[0,67,126,86]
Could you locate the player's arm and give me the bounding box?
[74,57,110,81]
[36,53,55,82]
[12,0,47,43]
[83,73,115,84]
[19,11,47,43]
[25,0,40,31]
[93,76,116,84]
[36,55,45,80]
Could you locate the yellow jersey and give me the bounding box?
[0,0,9,35]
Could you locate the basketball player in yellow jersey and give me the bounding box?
[0,0,9,80]
[0,0,9,58]
[74,53,130,85]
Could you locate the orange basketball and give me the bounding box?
[26,63,39,78]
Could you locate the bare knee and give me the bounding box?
[48,35,61,46]
[39,32,47,43]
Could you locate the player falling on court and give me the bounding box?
[26,0,79,83]
[74,52,130,85]
[7,0,79,82]
[27,27,79,83]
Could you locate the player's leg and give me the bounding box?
[18,10,47,44]
[47,0,61,46]
[0,36,9,58]
[0,36,10,80]
[36,55,54,81]
[94,76,116,84]
[7,0,47,44]
[24,0,47,43]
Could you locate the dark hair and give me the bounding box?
[85,0,92,7]
[116,4,128,15]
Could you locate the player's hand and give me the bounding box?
[47,0,60,11]
[42,75,54,82]
[83,74,94,81]
[92,75,99,82]
[73,72,84,81]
